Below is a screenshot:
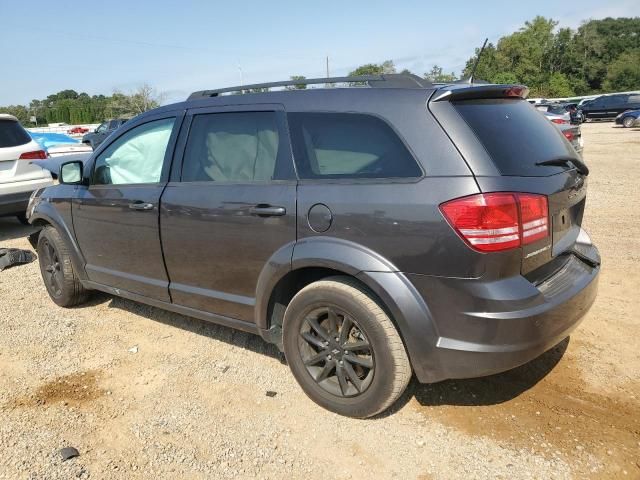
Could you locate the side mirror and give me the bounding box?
[60,161,84,185]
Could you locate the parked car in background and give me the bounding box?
[67,126,89,135]
[541,112,584,155]
[536,103,583,124]
[560,103,584,124]
[615,109,640,128]
[30,132,94,156]
[0,114,53,223]
[82,118,128,149]
[579,93,640,121]
[28,76,600,418]
[541,110,570,125]
[28,133,93,178]
[46,142,93,157]
[557,122,583,155]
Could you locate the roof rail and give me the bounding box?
[187,73,431,99]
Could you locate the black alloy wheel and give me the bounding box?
[40,237,63,298]
[298,306,375,397]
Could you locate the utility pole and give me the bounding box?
[326,55,330,78]
[237,64,244,88]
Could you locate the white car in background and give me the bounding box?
[43,142,93,157]
[0,114,53,224]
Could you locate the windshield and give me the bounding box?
[453,98,578,176]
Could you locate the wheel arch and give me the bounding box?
[255,237,440,381]
[29,207,88,282]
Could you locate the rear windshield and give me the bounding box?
[0,120,31,148]
[453,98,576,176]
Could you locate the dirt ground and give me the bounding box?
[0,122,638,479]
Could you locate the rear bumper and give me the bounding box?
[404,250,599,383]
[0,178,53,216]
[0,191,32,216]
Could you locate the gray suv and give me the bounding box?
[27,74,600,418]
[82,118,128,150]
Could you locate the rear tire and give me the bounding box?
[37,226,89,307]
[283,276,411,418]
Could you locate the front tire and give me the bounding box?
[283,277,411,418]
[623,117,635,128]
[37,226,89,307]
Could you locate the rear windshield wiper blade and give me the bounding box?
[535,157,589,176]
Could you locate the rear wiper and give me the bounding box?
[535,157,589,176]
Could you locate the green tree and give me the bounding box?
[424,65,457,82]
[492,72,519,84]
[287,75,307,90]
[462,16,640,95]
[349,60,396,76]
[462,42,499,81]
[547,72,575,97]
[603,50,640,91]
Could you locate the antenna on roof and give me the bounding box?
[468,38,489,84]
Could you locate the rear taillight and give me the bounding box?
[563,131,574,141]
[518,194,549,244]
[551,118,568,124]
[19,150,48,160]
[440,193,549,252]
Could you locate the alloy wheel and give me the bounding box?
[298,306,375,397]
[41,239,63,297]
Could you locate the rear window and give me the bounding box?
[547,105,567,115]
[288,112,422,179]
[453,99,576,176]
[0,120,31,148]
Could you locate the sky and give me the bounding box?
[1,0,639,106]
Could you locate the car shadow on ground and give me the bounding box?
[0,217,35,243]
[97,293,285,363]
[96,290,568,412]
[378,338,569,417]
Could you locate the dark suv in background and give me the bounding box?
[27,74,600,418]
[82,118,128,149]
[579,93,640,121]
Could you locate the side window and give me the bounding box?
[92,117,175,185]
[95,122,108,133]
[182,112,280,183]
[288,112,422,179]
[628,94,640,103]
[603,96,620,107]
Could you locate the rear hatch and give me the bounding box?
[430,85,595,279]
[0,118,50,184]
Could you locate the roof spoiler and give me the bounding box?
[431,84,529,102]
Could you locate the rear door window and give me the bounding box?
[0,120,32,148]
[453,98,576,176]
[181,112,282,183]
[288,112,422,179]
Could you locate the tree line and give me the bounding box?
[2,16,637,126]
[295,16,640,98]
[0,84,164,127]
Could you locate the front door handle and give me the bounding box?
[128,202,154,211]
[249,205,286,217]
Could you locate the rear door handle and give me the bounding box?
[249,205,286,217]
[128,202,154,211]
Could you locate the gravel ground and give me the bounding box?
[1,122,639,480]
